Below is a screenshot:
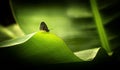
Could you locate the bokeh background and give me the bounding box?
[0,0,120,67]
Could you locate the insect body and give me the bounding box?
[40,22,50,32]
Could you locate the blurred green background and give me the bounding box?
[9,0,120,52]
[10,0,99,52]
[0,0,120,66]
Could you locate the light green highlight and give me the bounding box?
[74,47,100,61]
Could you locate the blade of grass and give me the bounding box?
[90,0,113,55]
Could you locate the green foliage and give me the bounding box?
[9,0,120,54]
[0,0,120,64]
[0,24,24,41]
[90,0,112,55]
[0,31,100,64]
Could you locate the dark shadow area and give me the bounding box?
[0,0,15,26]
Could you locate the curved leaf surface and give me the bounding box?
[0,31,100,64]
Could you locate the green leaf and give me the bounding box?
[90,0,112,55]
[10,0,99,52]
[0,31,100,64]
[0,24,25,42]
[74,47,100,61]
[9,0,120,56]
[6,24,25,37]
[0,32,35,47]
[0,25,14,41]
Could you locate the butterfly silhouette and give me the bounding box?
[40,22,50,32]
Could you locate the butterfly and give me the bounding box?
[40,22,50,32]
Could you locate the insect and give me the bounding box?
[40,22,50,32]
